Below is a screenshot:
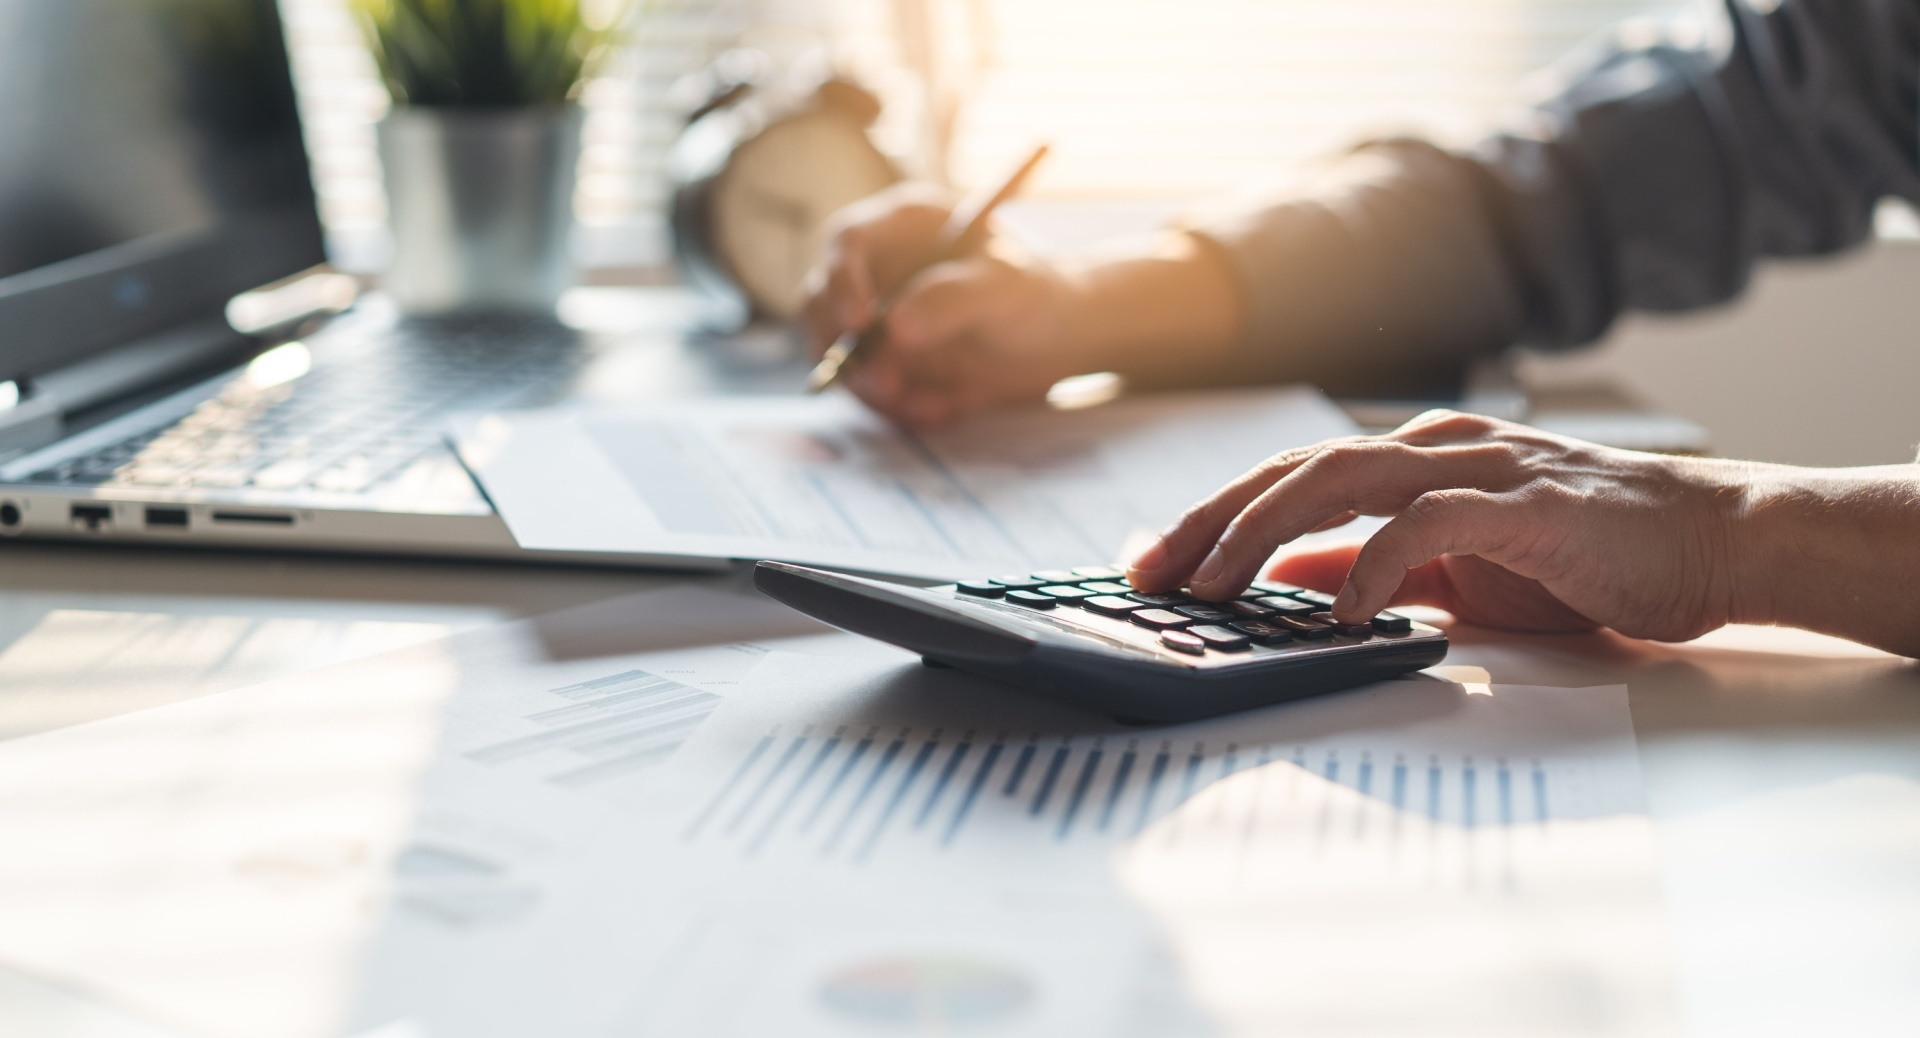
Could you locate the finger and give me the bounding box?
[1267,544,1456,609]
[1307,510,1359,534]
[881,259,1007,357]
[1386,408,1509,447]
[801,238,879,358]
[1185,440,1517,598]
[842,352,908,415]
[1332,489,1518,621]
[1127,439,1350,591]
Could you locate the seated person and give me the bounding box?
[802,0,1920,659]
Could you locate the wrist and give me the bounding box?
[1724,461,1920,655]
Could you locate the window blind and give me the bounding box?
[279,0,1699,270]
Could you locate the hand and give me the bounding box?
[800,183,1100,428]
[1126,410,1759,642]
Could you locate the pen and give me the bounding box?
[804,142,1051,394]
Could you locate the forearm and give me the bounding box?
[1053,233,1246,388]
[1732,462,1920,658]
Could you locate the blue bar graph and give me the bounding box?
[1462,757,1477,829]
[857,736,942,860]
[1133,748,1170,835]
[915,738,972,828]
[1003,741,1038,796]
[1029,744,1071,816]
[1056,748,1103,839]
[682,733,774,840]
[687,726,1573,862]
[944,741,1003,847]
[724,734,808,835]
[747,732,842,855]
[1532,762,1549,823]
[1098,748,1136,832]
[800,731,875,833]
[824,732,907,853]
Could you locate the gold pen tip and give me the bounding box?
[804,342,853,395]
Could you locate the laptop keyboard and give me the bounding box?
[24,316,580,496]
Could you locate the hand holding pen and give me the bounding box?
[802,142,1059,408]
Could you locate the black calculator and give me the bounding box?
[754,561,1448,723]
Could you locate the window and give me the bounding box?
[280,0,1699,270]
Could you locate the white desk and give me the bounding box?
[1,296,1916,1036]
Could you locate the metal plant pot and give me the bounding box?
[378,105,582,314]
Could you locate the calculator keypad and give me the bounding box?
[939,568,1418,665]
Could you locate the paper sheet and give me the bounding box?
[450,387,1360,579]
[0,588,1681,1038]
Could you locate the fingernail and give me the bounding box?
[1333,583,1359,615]
[1191,546,1227,587]
[1130,538,1167,575]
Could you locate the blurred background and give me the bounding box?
[285,0,1920,469]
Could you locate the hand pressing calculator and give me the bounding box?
[754,561,1448,723]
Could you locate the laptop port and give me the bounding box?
[144,506,189,529]
[210,510,294,526]
[70,503,112,532]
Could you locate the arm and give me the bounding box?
[1126,413,1920,659]
[803,0,1920,424]
[1195,0,1920,393]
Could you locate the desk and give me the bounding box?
[1,295,1916,1037]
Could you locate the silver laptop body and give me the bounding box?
[0,0,730,566]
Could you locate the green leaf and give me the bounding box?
[355,0,633,108]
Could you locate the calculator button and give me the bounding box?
[1127,592,1191,608]
[1031,570,1080,583]
[1039,584,1097,601]
[1079,580,1133,596]
[1274,616,1335,639]
[956,580,1006,598]
[1230,620,1294,645]
[1130,608,1192,630]
[1083,595,1143,617]
[1159,630,1206,655]
[1222,600,1276,620]
[1293,590,1337,608]
[1175,605,1235,623]
[1188,625,1251,651]
[990,575,1049,590]
[1311,612,1373,638]
[1006,590,1058,608]
[1251,580,1309,597]
[1371,611,1413,633]
[1072,566,1126,581]
[1254,596,1318,616]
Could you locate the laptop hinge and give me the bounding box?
[0,317,251,460]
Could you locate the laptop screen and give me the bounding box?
[0,0,325,386]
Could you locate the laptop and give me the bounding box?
[0,0,699,564]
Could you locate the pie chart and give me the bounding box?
[819,955,1033,1029]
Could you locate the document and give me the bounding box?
[633,668,1682,1038]
[0,587,1682,1038]
[450,387,1360,579]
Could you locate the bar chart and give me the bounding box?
[682,722,1579,873]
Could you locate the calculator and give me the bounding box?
[754,561,1448,723]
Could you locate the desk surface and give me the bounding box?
[1,295,1916,1037]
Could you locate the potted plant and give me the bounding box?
[354,0,625,313]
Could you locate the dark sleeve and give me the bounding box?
[1192,0,1920,396]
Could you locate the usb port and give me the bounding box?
[70,503,112,531]
[144,507,189,529]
